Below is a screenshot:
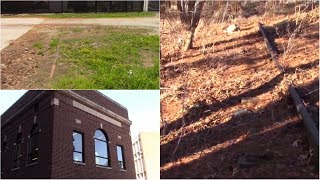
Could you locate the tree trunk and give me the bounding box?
[177,0,205,51]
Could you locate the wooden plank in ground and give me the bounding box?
[289,85,319,168]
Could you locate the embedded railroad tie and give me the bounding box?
[259,22,319,168]
[258,23,285,73]
[289,85,319,168]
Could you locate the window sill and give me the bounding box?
[26,162,38,167]
[11,167,20,171]
[73,161,86,166]
[96,165,112,169]
[120,169,127,172]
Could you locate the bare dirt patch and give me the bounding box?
[1,24,59,89]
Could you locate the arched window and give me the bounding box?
[28,124,40,164]
[13,133,23,168]
[94,130,110,167]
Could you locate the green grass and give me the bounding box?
[33,42,43,50]
[49,38,59,49]
[33,41,44,55]
[51,27,159,89]
[1,12,156,18]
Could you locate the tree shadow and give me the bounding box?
[161,59,318,135]
[161,111,314,178]
[161,79,319,178]
[161,73,284,136]
[192,30,261,50]
[285,59,319,74]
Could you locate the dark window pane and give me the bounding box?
[14,144,21,160]
[94,130,106,141]
[95,157,108,166]
[30,152,38,161]
[28,125,40,164]
[31,135,39,152]
[95,139,107,158]
[14,144,22,167]
[31,125,40,136]
[2,142,7,152]
[73,132,82,153]
[73,152,83,162]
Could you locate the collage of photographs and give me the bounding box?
[0,0,319,179]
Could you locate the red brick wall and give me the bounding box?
[1,91,54,179]
[1,90,135,179]
[50,91,135,179]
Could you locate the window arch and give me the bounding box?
[94,129,110,167]
[28,124,40,164]
[13,133,23,168]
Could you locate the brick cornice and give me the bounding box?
[59,90,132,126]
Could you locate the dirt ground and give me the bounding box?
[0,16,159,89]
[160,6,319,179]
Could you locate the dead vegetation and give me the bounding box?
[160,1,319,178]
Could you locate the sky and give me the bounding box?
[0,90,159,141]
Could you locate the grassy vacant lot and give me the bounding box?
[51,26,159,89]
[1,12,156,18]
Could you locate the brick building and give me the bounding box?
[1,90,135,179]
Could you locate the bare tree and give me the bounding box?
[177,0,205,51]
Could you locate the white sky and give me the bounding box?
[0,90,159,141]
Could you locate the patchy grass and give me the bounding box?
[1,12,156,18]
[33,41,44,55]
[49,38,59,49]
[33,41,43,50]
[51,27,159,89]
[71,27,84,33]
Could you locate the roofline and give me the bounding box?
[1,90,131,127]
[61,90,132,126]
[1,90,46,127]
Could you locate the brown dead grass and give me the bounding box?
[160,7,319,179]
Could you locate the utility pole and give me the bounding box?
[143,0,149,12]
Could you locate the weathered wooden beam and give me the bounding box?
[258,23,285,73]
[259,22,318,168]
[289,85,319,168]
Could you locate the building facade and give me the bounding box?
[1,90,135,179]
[1,1,159,13]
[132,132,160,180]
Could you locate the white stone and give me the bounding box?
[225,24,240,34]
